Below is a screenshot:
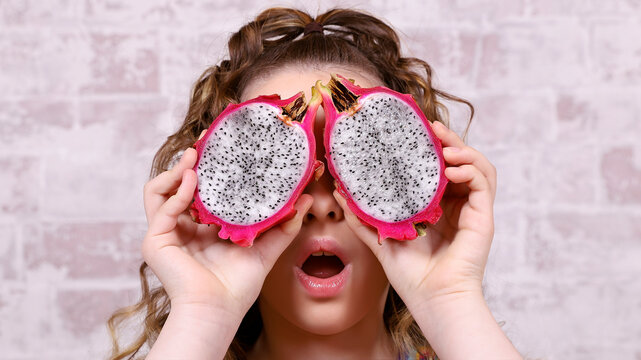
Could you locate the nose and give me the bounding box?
[303,172,344,224]
[302,94,344,224]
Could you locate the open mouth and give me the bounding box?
[301,251,346,279]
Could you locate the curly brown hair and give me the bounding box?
[106,7,473,360]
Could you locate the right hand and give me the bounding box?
[141,147,313,318]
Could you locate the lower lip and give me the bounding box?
[294,264,351,298]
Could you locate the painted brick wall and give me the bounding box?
[1,0,640,359]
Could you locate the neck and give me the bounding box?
[248,300,395,360]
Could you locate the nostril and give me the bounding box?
[306,213,314,221]
[328,211,335,219]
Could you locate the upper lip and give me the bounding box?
[295,237,350,268]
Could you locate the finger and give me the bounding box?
[144,148,198,222]
[430,120,466,149]
[332,190,381,252]
[442,146,497,197]
[148,168,198,239]
[444,164,493,213]
[198,129,208,140]
[252,194,314,269]
[141,169,198,284]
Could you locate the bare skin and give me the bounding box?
[142,65,522,360]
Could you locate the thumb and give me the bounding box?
[252,194,314,268]
[332,190,381,251]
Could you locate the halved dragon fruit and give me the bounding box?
[317,74,448,242]
[190,89,322,247]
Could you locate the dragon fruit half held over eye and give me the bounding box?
[190,89,323,247]
[316,74,448,242]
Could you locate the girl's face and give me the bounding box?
[241,65,390,336]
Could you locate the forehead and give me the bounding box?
[240,64,383,102]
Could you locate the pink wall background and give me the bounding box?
[1,0,640,359]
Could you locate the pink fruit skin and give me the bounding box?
[190,91,322,247]
[317,74,448,242]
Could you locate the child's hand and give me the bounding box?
[333,120,496,311]
[141,147,313,319]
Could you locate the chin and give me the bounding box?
[286,296,366,336]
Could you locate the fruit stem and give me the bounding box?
[414,222,428,237]
[280,92,307,125]
[327,75,360,114]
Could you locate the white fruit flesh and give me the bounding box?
[329,93,441,223]
[197,103,309,225]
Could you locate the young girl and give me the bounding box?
[108,7,522,360]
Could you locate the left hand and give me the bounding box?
[333,120,497,310]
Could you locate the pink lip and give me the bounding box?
[294,238,351,298]
[295,264,352,298]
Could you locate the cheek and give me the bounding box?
[261,247,295,300]
[352,246,389,303]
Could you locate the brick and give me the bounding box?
[55,288,138,338]
[525,0,588,16]
[403,29,479,90]
[79,98,171,155]
[0,284,140,357]
[593,21,641,85]
[603,275,641,352]
[0,284,53,353]
[556,93,592,139]
[477,23,588,90]
[162,31,227,99]
[601,147,641,204]
[555,89,641,142]
[481,148,532,206]
[526,212,641,278]
[166,0,315,29]
[0,100,74,151]
[534,143,598,204]
[440,0,524,21]
[0,224,18,280]
[484,145,599,207]
[80,32,160,94]
[0,0,79,26]
[488,278,612,359]
[527,0,641,16]
[471,93,555,147]
[353,0,443,27]
[485,207,525,275]
[368,0,522,26]
[0,32,87,96]
[585,0,641,16]
[491,276,641,358]
[82,0,174,25]
[23,222,145,280]
[443,96,476,141]
[35,98,169,159]
[41,153,151,219]
[0,156,40,215]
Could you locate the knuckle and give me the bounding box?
[464,145,477,155]
[143,181,152,195]
[461,164,476,172]
[143,176,164,195]
[463,146,482,160]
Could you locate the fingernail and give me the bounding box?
[433,121,446,129]
[198,129,208,140]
